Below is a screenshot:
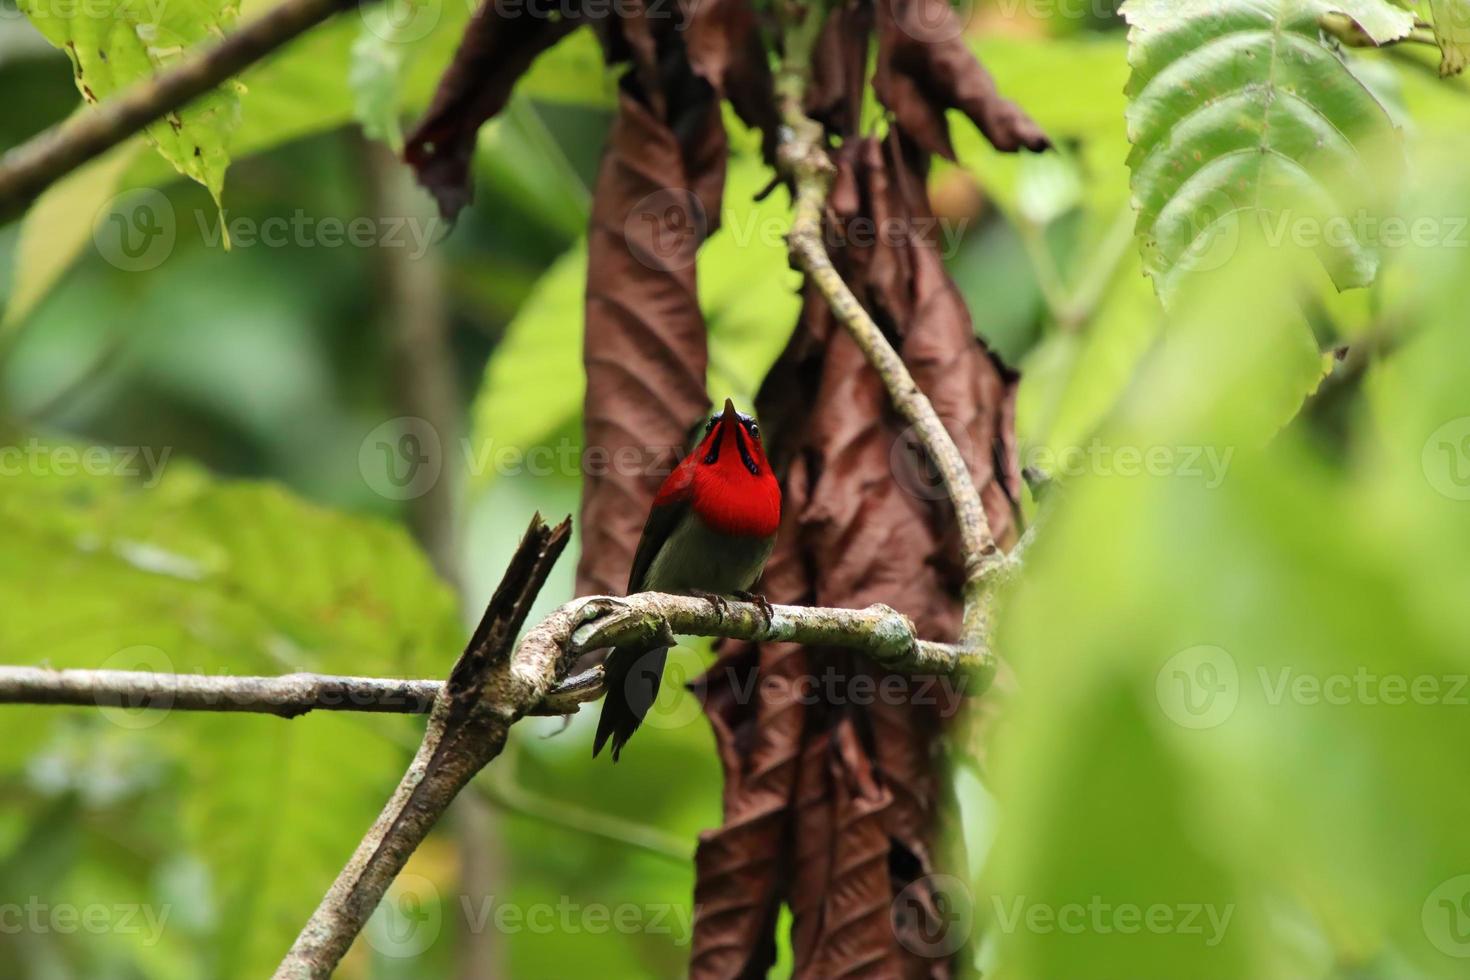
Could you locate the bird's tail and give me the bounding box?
[592,645,667,762]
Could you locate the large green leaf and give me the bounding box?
[18,0,242,204]
[987,240,1470,977]
[1122,0,1404,302]
[0,448,461,974]
[0,139,143,335]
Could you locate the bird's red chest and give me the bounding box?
[689,464,781,538]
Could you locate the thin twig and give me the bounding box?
[275,514,571,980]
[0,665,604,718]
[0,0,370,223]
[0,591,988,723]
[479,753,692,864]
[773,10,1015,645]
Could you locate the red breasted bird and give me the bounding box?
[593,398,781,761]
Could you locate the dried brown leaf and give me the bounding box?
[405,5,583,220]
[576,84,726,596]
[693,132,1020,977]
[873,0,1050,159]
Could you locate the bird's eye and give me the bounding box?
[747,423,760,439]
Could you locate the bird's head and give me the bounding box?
[653,398,779,537]
[693,397,770,479]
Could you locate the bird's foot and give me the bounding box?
[735,591,775,631]
[688,589,730,622]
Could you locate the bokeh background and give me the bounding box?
[3,0,1470,976]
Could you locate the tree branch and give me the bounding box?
[0,521,990,976]
[773,6,1020,646]
[0,591,987,721]
[0,0,368,223]
[0,665,604,718]
[275,513,571,979]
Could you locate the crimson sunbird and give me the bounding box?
[594,399,781,761]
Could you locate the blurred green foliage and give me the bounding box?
[1,1,1469,977]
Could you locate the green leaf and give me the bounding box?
[0,448,461,973]
[1329,0,1417,42]
[469,242,588,475]
[468,150,798,485]
[1122,0,1404,303]
[956,35,1132,222]
[1016,250,1163,459]
[0,455,460,680]
[990,245,1470,976]
[350,5,418,152]
[0,139,143,335]
[700,155,804,402]
[1427,0,1470,75]
[18,0,243,204]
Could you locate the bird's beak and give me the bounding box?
[723,397,737,417]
